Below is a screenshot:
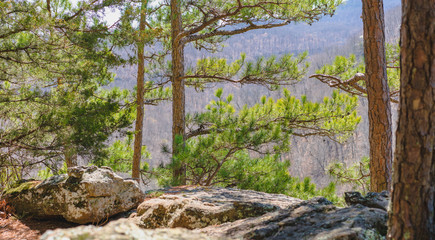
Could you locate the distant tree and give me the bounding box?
[111,0,172,182]
[387,0,434,239]
[132,0,149,182]
[162,0,344,185]
[170,0,186,184]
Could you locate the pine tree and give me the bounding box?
[311,0,394,192]
[311,44,400,192]
[149,0,344,185]
[0,0,135,186]
[158,88,361,188]
[132,0,149,182]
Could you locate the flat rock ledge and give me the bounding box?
[198,197,387,240]
[3,166,144,224]
[132,186,302,229]
[40,219,225,240]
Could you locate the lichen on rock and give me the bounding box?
[3,180,40,196]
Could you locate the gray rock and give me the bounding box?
[133,186,302,229]
[344,191,389,211]
[4,166,144,224]
[40,218,228,240]
[198,197,388,240]
[133,187,387,239]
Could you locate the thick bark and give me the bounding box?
[171,0,186,185]
[132,0,148,182]
[362,0,393,192]
[387,1,435,239]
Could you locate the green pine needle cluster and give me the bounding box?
[185,52,309,90]
[327,156,371,194]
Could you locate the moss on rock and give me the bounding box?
[3,180,40,196]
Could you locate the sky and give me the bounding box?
[70,0,121,26]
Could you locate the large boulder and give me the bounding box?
[3,166,144,224]
[133,186,302,229]
[40,219,226,240]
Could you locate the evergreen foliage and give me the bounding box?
[311,44,400,102]
[156,88,360,200]
[185,52,309,90]
[146,0,345,185]
[93,136,150,174]
[327,157,370,194]
[0,0,170,189]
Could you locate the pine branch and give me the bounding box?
[310,73,399,103]
[184,20,291,43]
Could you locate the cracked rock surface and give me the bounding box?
[197,196,387,240]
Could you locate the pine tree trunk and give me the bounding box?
[387,1,435,239]
[362,0,393,192]
[171,0,186,185]
[132,0,148,182]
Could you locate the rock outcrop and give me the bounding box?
[133,186,302,229]
[198,197,387,239]
[40,219,224,240]
[344,191,389,211]
[37,187,387,240]
[133,187,387,239]
[3,166,144,224]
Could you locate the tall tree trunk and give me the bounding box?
[387,0,435,239]
[362,0,393,192]
[132,0,148,182]
[171,0,186,185]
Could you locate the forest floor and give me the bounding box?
[0,217,78,240]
